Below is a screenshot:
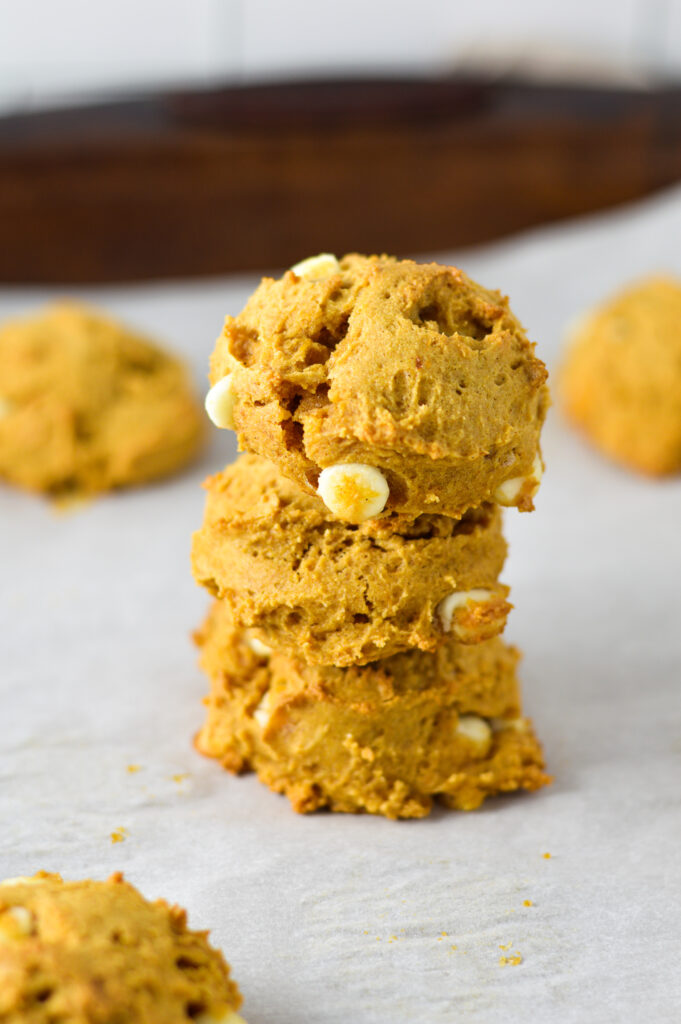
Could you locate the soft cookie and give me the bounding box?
[561,276,681,475]
[0,872,244,1023]
[192,454,512,666]
[205,254,548,520]
[0,302,204,497]
[195,601,550,819]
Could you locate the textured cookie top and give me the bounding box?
[208,254,548,520]
[0,872,242,1024]
[0,302,204,496]
[192,454,510,666]
[561,276,681,475]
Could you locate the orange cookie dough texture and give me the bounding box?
[207,254,549,521]
[0,302,205,497]
[192,454,512,666]
[0,872,245,1024]
[195,601,550,820]
[561,276,681,476]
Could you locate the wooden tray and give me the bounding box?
[1,76,680,283]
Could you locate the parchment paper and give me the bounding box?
[2,186,680,1023]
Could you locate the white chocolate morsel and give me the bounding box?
[196,1012,247,1024]
[205,375,237,430]
[491,716,528,733]
[437,589,493,633]
[252,691,271,730]
[245,634,272,658]
[494,454,543,506]
[0,906,34,941]
[317,463,389,523]
[455,715,492,752]
[290,253,340,280]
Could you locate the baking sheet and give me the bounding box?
[2,186,681,1023]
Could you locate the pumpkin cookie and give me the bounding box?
[0,872,244,1023]
[0,302,204,497]
[192,454,511,666]
[195,601,550,820]
[561,276,681,475]
[205,254,548,521]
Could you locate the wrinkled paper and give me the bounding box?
[2,186,681,1022]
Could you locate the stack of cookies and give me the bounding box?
[192,254,551,819]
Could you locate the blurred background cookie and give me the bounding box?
[0,872,245,1023]
[192,453,511,666]
[560,277,681,476]
[0,302,205,498]
[206,254,548,521]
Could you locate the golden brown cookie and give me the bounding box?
[192,454,512,666]
[0,872,244,1024]
[0,302,205,497]
[205,254,549,521]
[195,601,550,820]
[561,276,681,476]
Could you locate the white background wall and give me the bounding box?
[1,0,680,113]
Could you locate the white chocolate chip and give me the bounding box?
[0,906,34,941]
[491,716,528,733]
[494,454,543,506]
[455,715,492,751]
[252,691,271,730]
[317,463,389,522]
[437,589,493,633]
[205,375,237,430]
[290,253,340,280]
[245,634,272,658]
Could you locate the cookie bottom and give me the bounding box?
[195,601,550,820]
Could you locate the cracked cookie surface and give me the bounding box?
[0,302,204,497]
[208,254,548,519]
[561,276,681,475]
[192,454,511,666]
[195,601,550,820]
[0,872,243,1024]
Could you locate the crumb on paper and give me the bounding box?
[499,942,512,951]
[523,899,533,907]
[499,952,523,966]
[171,773,190,784]
[126,764,141,774]
[542,852,552,859]
[110,827,128,844]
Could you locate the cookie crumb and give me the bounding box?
[542,852,552,859]
[110,827,128,844]
[126,764,141,774]
[499,952,523,966]
[523,899,533,907]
